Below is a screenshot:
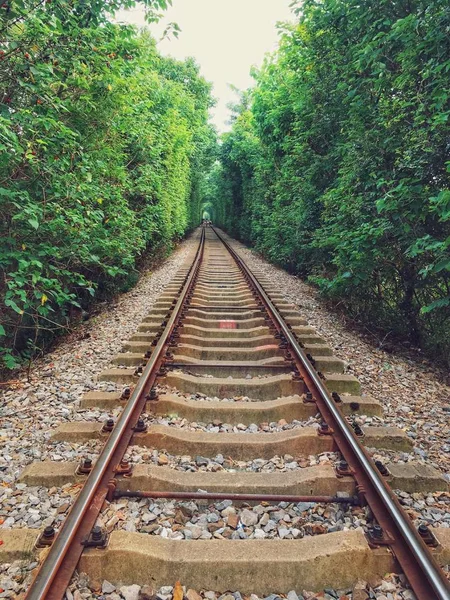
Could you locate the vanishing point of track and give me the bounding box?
[24,226,450,600]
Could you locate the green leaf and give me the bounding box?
[28,217,39,230]
[3,352,21,370]
[4,298,23,315]
[421,298,450,314]
[433,259,450,274]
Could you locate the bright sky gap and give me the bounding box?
[115,0,294,132]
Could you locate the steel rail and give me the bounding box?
[25,227,206,600]
[113,490,359,504]
[210,226,450,600]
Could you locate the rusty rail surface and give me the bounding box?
[211,226,450,600]
[25,229,206,600]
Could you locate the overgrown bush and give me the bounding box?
[0,0,215,369]
[213,0,450,363]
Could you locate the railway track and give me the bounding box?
[6,226,450,599]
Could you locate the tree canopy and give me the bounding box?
[0,0,216,369]
[212,0,450,363]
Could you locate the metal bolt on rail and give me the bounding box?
[76,457,93,475]
[306,353,316,366]
[368,524,386,543]
[318,422,333,436]
[331,391,342,403]
[148,388,158,401]
[133,417,147,433]
[121,387,131,400]
[418,525,439,548]
[375,460,390,476]
[292,370,302,382]
[352,422,364,437]
[36,527,56,548]
[83,526,108,548]
[336,460,352,477]
[303,391,315,403]
[101,418,114,433]
[115,459,133,476]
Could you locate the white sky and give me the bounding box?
[115,0,294,131]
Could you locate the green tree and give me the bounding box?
[0,0,215,370]
[213,0,450,362]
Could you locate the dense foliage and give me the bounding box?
[213,0,450,362]
[0,0,215,369]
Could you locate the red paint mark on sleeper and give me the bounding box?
[219,320,237,329]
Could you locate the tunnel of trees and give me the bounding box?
[1,0,450,369]
[201,202,215,222]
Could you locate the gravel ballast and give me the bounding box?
[1,229,449,600]
[0,237,197,533]
[98,498,367,540]
[229,236,450,481]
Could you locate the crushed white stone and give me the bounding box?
[228,234,450,481]
[0,234,198,537]
[1,229,449,599]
